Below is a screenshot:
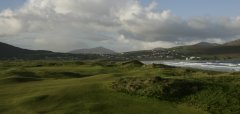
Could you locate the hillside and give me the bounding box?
[0,60,213,114]
[1,60,240,114]
[0,42,53,58]
[119,39,240,60]
[69,47,117,54]
[170,40,240,58]
[171,42,220,52]
[192,42,220,47]
[224,39,240,46]
[0,42,101,60]
[1,39,240,60]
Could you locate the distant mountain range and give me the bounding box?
[170,39,240,56]
[192,42,220,47]
[0,42,101,60]
[0,42,52,58]
[121,39,240,60]
[69,47,117,55]
[0,39,240,60]
[224,39,240,46]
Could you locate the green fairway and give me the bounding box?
[0,60,238,114]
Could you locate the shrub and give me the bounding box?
[122,60,144,67]
[112,76,203,100]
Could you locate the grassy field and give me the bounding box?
[0,60,239,114]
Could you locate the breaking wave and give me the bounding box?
[142,61,240,72]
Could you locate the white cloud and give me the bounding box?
[0,9,22,36]
[0,0,240,52]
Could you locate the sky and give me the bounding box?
[140,0,240,17]
[0,0,240,52]
[0,0,26,10]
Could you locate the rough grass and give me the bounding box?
[0,60,236,114]
[112,65,240,114]
[112,76,204,100]
[0,75,207,114]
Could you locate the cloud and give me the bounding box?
[0,9,22,36]
[119,10,240,42]
[0,0,240,52]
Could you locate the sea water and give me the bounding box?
[142,61,240,72]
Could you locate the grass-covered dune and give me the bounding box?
[0,60,239,114]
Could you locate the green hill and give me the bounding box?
[1,60,240,114]
[0,60,211,114]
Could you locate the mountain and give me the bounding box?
[170,40,240,58]
[224,39,240,46]
[0,42,52,58]
[69,47,117,54]
[121,40,240,60]
[153,47,166,51]
[192,42,220,47]
[173,42,220,50]
[0,42,101,60]
[170,42,218,54]
[1,38,240,60]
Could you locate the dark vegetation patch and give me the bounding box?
[122,60,144,67]
[43,71,91,79]
[186,84,240,114]
[151,64,176,69]
[74,61,86,65]
[1,76,42,83]
[33,95,50,102]
[154,65,222,77]
[91,60,118,67]
[6,68,40,78]
[112,76,203,100]
[112,76,240,114]
[0,68,43,83]
[231,72,240,76]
